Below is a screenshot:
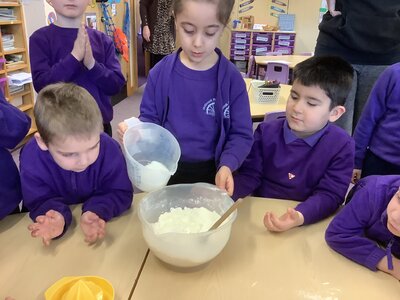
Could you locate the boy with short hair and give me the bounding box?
[326,175,400,280]
[0,91,30,219]
[29,0,125,136]
[20,83,133,245]
[233,56,354,232]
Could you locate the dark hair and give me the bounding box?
[172,0,234,26]
[34,83,103,145]
[293,56,354,109]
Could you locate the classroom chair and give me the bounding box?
[263,62,290,84]
[241,55,256,78]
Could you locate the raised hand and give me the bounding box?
[263,207,304,232]
[28,210,65,246]
[80,211,106,244]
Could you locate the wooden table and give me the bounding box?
[254,55,310,79]
[132,197,400,300]
[0,194,149,300]
[245,78,290,122]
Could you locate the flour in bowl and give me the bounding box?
[152,207,220,234]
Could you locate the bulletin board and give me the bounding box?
[232,0,291,26]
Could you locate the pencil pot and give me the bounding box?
[251,80,280,104]
[123,122,181,192]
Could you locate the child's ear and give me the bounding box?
[34,132,49,151]
[328,105,346,122]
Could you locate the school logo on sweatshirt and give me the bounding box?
[223,103,230,119]
[203,98,216,117]
[202,98,230,119]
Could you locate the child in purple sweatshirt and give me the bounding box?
[118,0,253,195]
[0,91,30,219]
[352,63,400,183]
[20,83,133,246]
[233,56,355,232]
[29,0,125,136]
[326,175,400,280]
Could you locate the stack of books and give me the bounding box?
[8,71,32,94]
[0,8,16,21]
[2,33,14,51]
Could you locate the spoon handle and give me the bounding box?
[208,198,243,231]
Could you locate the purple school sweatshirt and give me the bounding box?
[0,92,30,219]
[233,119,354,224]
[20,133,133,232]
[353,63,400,168]
[326,175,400,271]
[29,24,125,123]
[139,48,253,172]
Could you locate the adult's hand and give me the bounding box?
[143,25,151,42]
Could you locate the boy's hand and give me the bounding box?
[80,211,106,244]
[352,169,362,184]
[83,28,95,70]
[263,207,304,232]
[215,166,234,196]
[117,121,128,144]
[28,210,65,246]
[71,23,86,61]
[142,25,151,42]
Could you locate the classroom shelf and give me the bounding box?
[4,47,26,55]
[0,1,36,143]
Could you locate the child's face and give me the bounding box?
[175,0,224,69]
[285,80,345,138]
[36,133,100,172]
[387,189,400,237]
[47,0,89,20]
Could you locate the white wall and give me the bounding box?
[288,0,321,54]
[21,0,47,46]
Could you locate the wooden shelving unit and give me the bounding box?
[0,0,36,144]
